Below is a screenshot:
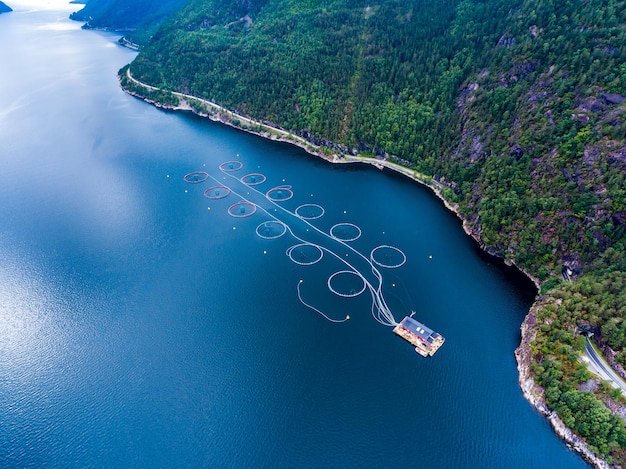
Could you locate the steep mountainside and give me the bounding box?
[70,0,189,44]
[122,0,626,465]
[131,0,504,160]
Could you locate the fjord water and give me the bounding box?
[0,4,587,468]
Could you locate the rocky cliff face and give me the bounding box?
[453,54,626,279]
[515,302,615,469]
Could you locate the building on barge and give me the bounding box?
[393,315,445,357]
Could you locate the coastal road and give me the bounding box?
[340,154,437,186]
[124,69,442,191]
[583,337,626,396]
[125,68,311,147]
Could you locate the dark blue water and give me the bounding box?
[0,3,587,467]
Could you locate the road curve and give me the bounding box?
[584,337,626,396]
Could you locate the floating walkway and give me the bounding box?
[393,315,445,357]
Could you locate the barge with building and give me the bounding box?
[393,315,445,357]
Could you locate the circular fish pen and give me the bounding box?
[266,187,294,202]
[330,223,362,242]
[295,204,325,220]
[183,171,209,184]
[370,245,406,268]
[219,160,243,172]
[287,243,323,266]
[241,173,266,186]
[328,270,367,298]
[256,220,287,239]
[228,201,257,218]
[204,185,231,199]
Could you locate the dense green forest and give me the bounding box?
[70,0,189,44]
[121,0,626,463]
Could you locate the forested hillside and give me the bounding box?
[131,0,503,159]
[70,0,189,44]
[124,0,626,464]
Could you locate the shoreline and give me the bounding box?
[515,305,612,469]
[118,67,605,467]
[121,68,539,285]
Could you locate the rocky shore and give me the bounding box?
[119,69,611,467]
[515,302,614,469]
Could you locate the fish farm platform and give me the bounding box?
[393,316,445,357]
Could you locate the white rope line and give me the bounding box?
[199,163,402,326]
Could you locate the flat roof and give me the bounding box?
[401,316,436,342]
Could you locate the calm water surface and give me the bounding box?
[0,3,588,467]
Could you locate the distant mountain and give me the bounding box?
[70,0,189,45]
[0,1,12,14]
